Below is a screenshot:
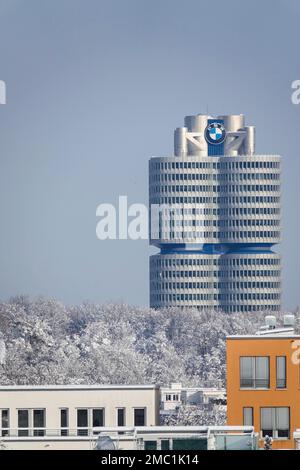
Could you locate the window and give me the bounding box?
[144,440,157,450]
[77,409,88,436]
[134,408,146,426]
[243,407,253,426]
[33,409,45,436]
[161,439,170,450]
[276,357,286,389]
[165,394,179,402]
[93,409,104,429]
[240,357,270,389]
[117,408,125,427]
[261,407,290,439]
[1,409,9,437]
[77,408,105,436]
[60,408,69,436]
[18,410,29,436]
[18,409,45,437]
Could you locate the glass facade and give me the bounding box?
[149,154,281,312]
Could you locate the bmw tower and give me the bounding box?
[149,114,281,313]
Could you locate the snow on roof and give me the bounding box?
[0,384,159,391]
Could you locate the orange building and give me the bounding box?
[227,315,300,449]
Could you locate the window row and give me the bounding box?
[151,184,280,193]
[157,230,280,239]
[240,356,286,389]
[224,305,280,313]
[150,161,280,170]
[153,258,280,267]
[153,196,280,204]
[151,281,281,290]
[152,207,280,216]
[159,219,280,227]
[152,268,280,278]
[0,407,147,437]
[150,173,280,182]
[151,270,281,279]
[243,407,289,439]
[151,292,281,303]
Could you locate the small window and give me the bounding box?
[243,407,253,426]
[60,408,69,436]
[33,409,45,436]
[77,409,88,436]
[161,439,170,450]
[276,357,286,389]
[134,408,146,426]
[144,440,157,450]
[1,409,9,437]
[93,409,104,428]
[117,408,125,427]
[18,410,29,437]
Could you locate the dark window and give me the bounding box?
[18,410,29,436]
[93,409,104,428]
[173,438,207,450]
[144,441,157,450]
[33,409,45,436]
[161,439,170,450]
[117,408,125,427]
[60,409,69,436]
[1,409,9,437]
[134,408,146,426]
[77,409,88,436]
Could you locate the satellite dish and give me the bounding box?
[94,435,116,450]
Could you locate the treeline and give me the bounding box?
[0,296,297,386]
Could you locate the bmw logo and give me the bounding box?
[205,122,227,145]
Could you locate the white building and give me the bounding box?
[0,384,159,449]
[160,383,226,414]
[0,383,253,450]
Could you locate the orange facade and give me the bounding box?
[227,335,300,449]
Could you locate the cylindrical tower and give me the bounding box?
[149,114,282,313]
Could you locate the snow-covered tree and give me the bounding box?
[162,404,227,426]
[0,296,297,392]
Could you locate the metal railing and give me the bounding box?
[0,427,121,438]
[240,378,269,389]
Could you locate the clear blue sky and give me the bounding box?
[0,0,299,309]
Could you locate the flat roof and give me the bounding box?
[0,384,159,391]
[227,335,300,340]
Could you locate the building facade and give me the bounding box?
[160,382,226,416]
[149,114,281,312]
[227,315,300,449]
[0,383,253,450]
[0,384,160,447]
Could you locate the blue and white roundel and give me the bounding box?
[205,122,226,145]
